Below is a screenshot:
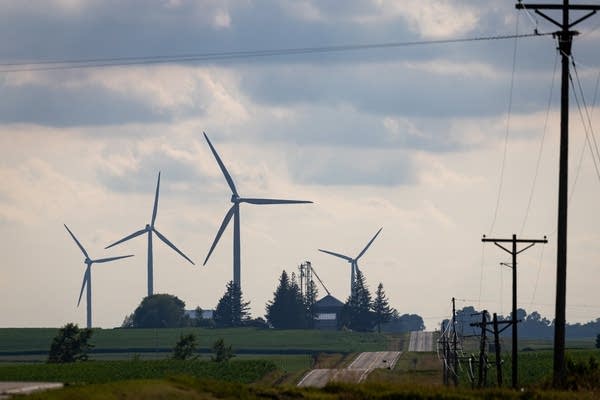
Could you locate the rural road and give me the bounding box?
[408,331,434,352]
[298,351,401,388]
[0,382,63,399]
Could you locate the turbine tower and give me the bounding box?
[64,224,133,329]
[319,227,382,296]
[106,172,194,297]
[202,132,313,291]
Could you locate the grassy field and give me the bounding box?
[20,376,600,400]
[0,327,388,355]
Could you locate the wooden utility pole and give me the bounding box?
[515,1,600,386]
[482,234,547,388]
[492,313,503,387]
[451,297,459,386]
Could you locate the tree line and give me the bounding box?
[120,268,424,333]
[445,305,600,339]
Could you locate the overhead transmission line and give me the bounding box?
[0,32,552,73]
[520,52,558,235]
[570,56,600,183]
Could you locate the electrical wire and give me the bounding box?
[572,58,600,177]
[520,51,558,235]
[528,244,546,308]
[489,14,522,234]
[0,32,553,73]
[570,64,600,182]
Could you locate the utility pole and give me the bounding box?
[482,234,547,388]
[451,297,459,386]
[492,313,503,387]
[515,1,600,386]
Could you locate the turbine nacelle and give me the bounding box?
[231,194,239,203]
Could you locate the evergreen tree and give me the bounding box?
[372,282,394,333]
[341,269,375,331]
[304,279,318,328]
[265,270,307,329]
[214,281,250,328]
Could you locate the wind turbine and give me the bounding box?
[202,132,313,291]
[105,172,194,297]
[64,224,133,329]
[319,227,383,296]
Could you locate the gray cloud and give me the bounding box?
[0,81,168,126]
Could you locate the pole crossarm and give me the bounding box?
[516,4,600,11]
[482,236,548,244]
[516,3,599,28]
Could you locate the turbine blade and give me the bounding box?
[77,266,90,307]
[105,228,147,249]
[203,132,238,196]
[318,248,353,262]
[356,227,383,261]
[153,228,195,265]
[239,198,313,205]
[204,205,235,265]
[64,224,89,259]
[151,172,161,227]
[93,254,134,263]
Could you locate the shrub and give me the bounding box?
[172,333,198,360]
[212,338,234,362]
[47,323,93,363]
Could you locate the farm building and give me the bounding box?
[314,294,344,330]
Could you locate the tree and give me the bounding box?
[304,278,318,329]
[372,283,394,333]
[47,323,93,363]
[172,333,197,360]
[341,269,375,331]
[214,281,250,328]
[265,271,307,329]
[121,313,134,328]
[596,334,600,349]
[132,294,186,328]
[211,338,234,362]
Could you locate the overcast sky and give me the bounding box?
[1,0,599,330]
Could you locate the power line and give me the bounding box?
[520,51,559,235]
[570,61,600,182]
[0,32,552,73]
[489,16,522,234]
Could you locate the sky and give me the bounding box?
[0,0,599,330]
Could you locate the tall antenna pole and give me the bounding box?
[515,1,599,386]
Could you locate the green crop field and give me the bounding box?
[0,359,276,385]
[0,327,389,355]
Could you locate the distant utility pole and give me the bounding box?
[515,0,600,387]
[451,297,459,387]
[482,234,547,388]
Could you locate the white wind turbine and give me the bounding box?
[319,227,383,296]
[64,224,133,329]
[105,172,194,297]
[202,132,313,291]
